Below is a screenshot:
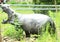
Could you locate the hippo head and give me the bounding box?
[0,4,15,24]
[0,4,10,13]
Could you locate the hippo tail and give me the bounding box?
[49,18,56,35]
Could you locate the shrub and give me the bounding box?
[3,25,23,40]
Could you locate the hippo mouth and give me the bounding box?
[2,19,9,24]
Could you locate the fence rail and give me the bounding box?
[14,8,60,10]
[0,4,60,10]
[10,4,60,7]
[10,4,60,10]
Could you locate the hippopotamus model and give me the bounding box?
[0,4,56,37]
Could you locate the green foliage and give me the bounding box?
[35,22,57,42]
[36,33,56,42]
[7,0,17,4]
[33,0,49,15]
[3,26,15,37]
[3,25,23,40]
[32,0,59,15]
[7,0,28,4]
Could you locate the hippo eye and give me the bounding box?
[12,11,13,13]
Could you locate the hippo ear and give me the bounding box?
[0,4,3,7]
[0,4,10,8]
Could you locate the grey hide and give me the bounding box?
[0,4,56,37]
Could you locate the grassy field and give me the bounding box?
[0,6,60,42]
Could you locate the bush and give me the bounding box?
[3,25,23,40]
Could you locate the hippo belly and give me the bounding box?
[20,18,49,34]
[17,14,51,37]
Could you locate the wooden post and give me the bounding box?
[0,24,2,42]
[55,0,57,16]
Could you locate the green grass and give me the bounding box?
[11,6,34,14]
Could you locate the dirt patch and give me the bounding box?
[2,36,36,42]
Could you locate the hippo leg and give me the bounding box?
[25,31,30,37]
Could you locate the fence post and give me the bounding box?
[55,0,57,16]
[0,24,2,42]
